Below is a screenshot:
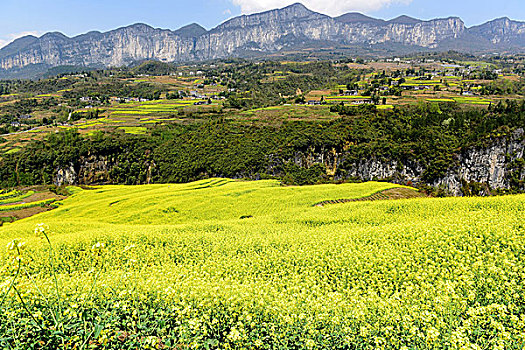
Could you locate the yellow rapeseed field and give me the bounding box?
[0,179,524,349]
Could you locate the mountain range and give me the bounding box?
[1,3,525,78]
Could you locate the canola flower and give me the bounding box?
[6,239,25,254]
[6,239,25,261]
[123,244,135,252]
[92,242,105,251]
[0,180,523,349]
[34,223,48,237]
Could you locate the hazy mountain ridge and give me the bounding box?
[0,3,524,77]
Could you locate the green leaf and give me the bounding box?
[93,323,104,339]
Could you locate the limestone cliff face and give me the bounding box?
[0,24,197,70]
[0,3,488,72]
[435,129,525,195]
[470,18,525,46]
[339,129,524,195]
[193,6,465,57]
[55,155,117,186]
[344,159,423,183]
[281,129,524,195]
[381,18,465,48]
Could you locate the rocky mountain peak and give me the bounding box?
[490,17,512,24]
[389,15,422,25]
[335,12,386,25]
[40,32,69,41]
[174,23,207,38]
[471,16,524,30]
[0,35,38,56]
[281,2,309,12]
[120,23,157,34]
[213,2,325,31]
[469,16,525,46]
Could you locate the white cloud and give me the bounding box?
[229,0,413,16]
[0,31,42,49]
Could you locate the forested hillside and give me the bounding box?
[1,101,523,195]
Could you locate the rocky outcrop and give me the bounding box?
[435,128,525,195]
[4,3,521,74]
[345,159,423,183]
[0,24,197,70]
[339,129,524,195]
[55,164,77,187]
[55,155,117,186]
[76,155,118,185]
[284,129,524,195]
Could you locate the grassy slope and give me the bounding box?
[1,179,524,347]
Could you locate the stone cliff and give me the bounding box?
[470,17,525,47]
[436,128,525,195]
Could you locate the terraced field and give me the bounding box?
[237,105,338,122]
[0,188,60,224]
[427,97,493,105]
[106,99,218,117]
[0,179,524,348]
[313,187,425,206]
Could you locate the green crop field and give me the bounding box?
[426,97,493,105]
[427,98,456,102]
[0,198,56,212]
[0,191,34,205]
[324,96,369,100]
[0,190,18,199]
[453,97,493,105]
[237,105,337,122]
[1,179,524,348]
[105,100,213,118]
[404,80,442,85]
[4,147,21,155]
[117,126,148,134]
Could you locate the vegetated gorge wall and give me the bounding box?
[436,129,525,195]
[55,128,525,196]
[55,154,155,188]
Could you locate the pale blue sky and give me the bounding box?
[1,0,524,48]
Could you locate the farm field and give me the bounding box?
[2,56,523,156]
[0,188,64,224]
[236,105,338,122]
[1,179,524,348]
[0,98,222,149]
[105,99,218,117]
[426,96,493,105]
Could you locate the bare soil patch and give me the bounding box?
[0,188,68,223]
